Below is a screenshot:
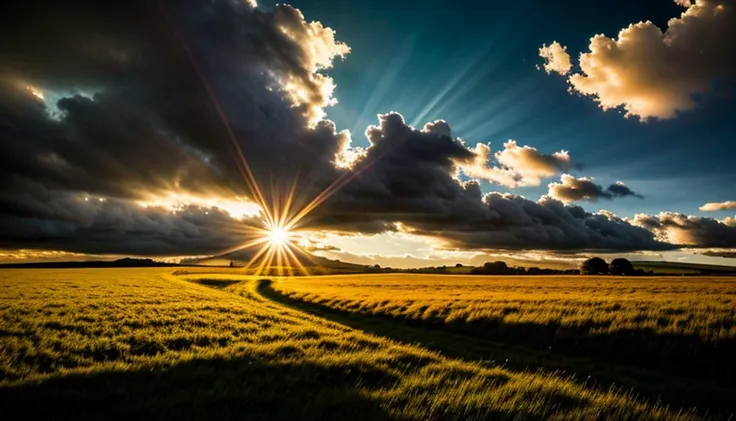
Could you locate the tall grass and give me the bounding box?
[0,269,699,420]
[272,274,736,380]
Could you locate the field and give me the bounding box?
[270,274,736,413]
[0,269,730,419]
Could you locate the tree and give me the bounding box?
[609,258,635,275]
[455,263,463,268]
[581,257,608,275]
[474,261,513,275]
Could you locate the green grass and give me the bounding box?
[0,269,704,420]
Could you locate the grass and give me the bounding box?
[0,268,705,420]
[271,273,736,412]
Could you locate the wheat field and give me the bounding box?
[270,273,736,413]
[0,268,707,420]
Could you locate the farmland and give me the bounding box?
[0,268,713,419]
[270,274,736,412]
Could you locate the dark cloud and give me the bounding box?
[0,192,255,256]
[0,0,672,256]
[632,212,736,248]
[547,175,643,203]
[0,0,351,255]
[299,116,670,252]
[403,194,672,252]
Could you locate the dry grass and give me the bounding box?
[0,269,700,420]
[273,274,736,379]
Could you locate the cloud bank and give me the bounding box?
[0,0,706,257]
[540,0,736,120]
[632,212,736,247]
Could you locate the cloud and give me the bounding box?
[540,0,736,120]
[307,115,669,252]
[538,42,572,75]
[0,0,354,254]
[547,174,643,203]
[0,191,256,256]
[0,1,673,256]
[699,249,736,258]
[457,140,574,187]
[403,194,672,252]
[631,212,736,247]
[700,201,736,211]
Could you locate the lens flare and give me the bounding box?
[267,227,290,247]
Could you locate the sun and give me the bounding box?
[267,227,290,247]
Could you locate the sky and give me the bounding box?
[0,0,735,267]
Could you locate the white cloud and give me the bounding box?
[272,5,350,124]
[457,140,574,187]
[700,200,736,211]
[540,0,736,120]
[538,42,572,75]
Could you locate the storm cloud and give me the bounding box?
[0,0,678,256]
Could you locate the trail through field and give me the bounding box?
[0,269,710,420]
[262,275,736,415]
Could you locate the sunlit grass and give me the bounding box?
[0,269,701,419]
[272,274,736,341]
[272,274,736,394]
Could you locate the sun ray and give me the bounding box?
[281,242,310,276]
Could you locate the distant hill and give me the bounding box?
[189,247,368,274]
[633,260,736,275]
[0,258,180,269]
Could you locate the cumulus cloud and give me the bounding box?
[538,42,572,75]
[700,201,736,211]
[307,114,670,252]
[547,174,643,203]
[631,212,736,247]
[0,1,675,256]
[540,0,736,120]
[456,140,574,187]
[0,0,354,255]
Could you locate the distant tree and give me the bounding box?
[455,263,463,268]
[581,257,608,275]
[373,264,381,269]
[609,258,635,275]
[229,261,235,268]
[474,261,513,275]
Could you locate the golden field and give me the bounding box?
[270,273,736,412]
[0,268,714,419]
[271,274,735,341]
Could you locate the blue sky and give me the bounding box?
[262,0,736,220]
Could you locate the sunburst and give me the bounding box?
[164,10,378,276]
